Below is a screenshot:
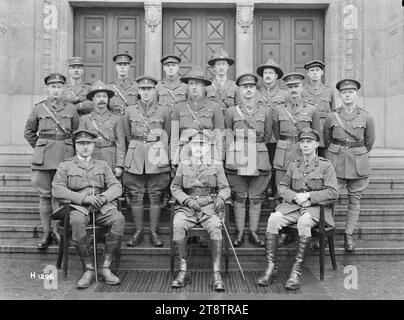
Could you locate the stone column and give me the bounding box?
[144,0,162,80]
[236,1,254,77]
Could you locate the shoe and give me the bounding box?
[51,232,60,245]
[249,231,265,247]
[127,229,144,247]
[344,234,355,252]
[37,233,53,250]
[76,266,96,289]
[150,231,163,247]
[232,232,244,247]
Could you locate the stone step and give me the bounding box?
[0,238,403,265]
[2,187,404,205]
[0,221,403,241]
[2,203,404,224]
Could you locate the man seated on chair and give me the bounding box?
[52,129,124,289]
[170,134,231,291]
[257,127,338,290]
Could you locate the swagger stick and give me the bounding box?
[91,184,98,282]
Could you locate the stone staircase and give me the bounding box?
[1,146,404,270]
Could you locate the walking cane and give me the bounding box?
[91,185,98,283]
[221,217,246,281]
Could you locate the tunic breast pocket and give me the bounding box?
[198,110,214,128]
[92,168,105,189]
[278,114,294,133]
[67,168,85,190]
[255,114,265,132]
[60,114,73,129]
[307,172,324,190]
[296,114,312,131]
[351,122,366,139]
[149,118,164,130]
[130,117,146,134]
[292,172,305,191]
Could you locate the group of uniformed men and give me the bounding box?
[24,48,375,291]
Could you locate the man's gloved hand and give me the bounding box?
[301,200,311,208]
[214,197,225,218]
[94,195,107,209]
[185,198,201,212]
[82,195,99,208]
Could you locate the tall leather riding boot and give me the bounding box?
[257,233,279,286]
[171,238,189,288]
[285,236,311,290]
[232,201,246,247]
[149,205,163,247]
[211,239,225,291]
[248,200,264,247]
[99,232,122,285]
[73,235,96,289]
[38,198,53,250]
[127,205,144,247]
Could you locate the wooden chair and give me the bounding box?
[281,199,338,280]
[169,198,231,275]
[51,198,125,280]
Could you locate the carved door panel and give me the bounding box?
[74,8,144,84]
[163,9,236,80]
[255,10,324,83]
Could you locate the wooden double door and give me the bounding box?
[254,10,325,78]
[74,8,144,84]
[163,8,236,80]
[73,8,324,83]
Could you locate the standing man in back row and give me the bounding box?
[256,58,288,196]
[109,53,138,116]
[324,79,375,252]
[156,54,188,115]
[206,48,238,117]
[63,57,94,116]
[302,60,335,157]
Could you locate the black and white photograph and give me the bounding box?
[0,0,403,305]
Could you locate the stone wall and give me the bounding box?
[1,0,403,149]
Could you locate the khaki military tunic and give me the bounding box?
[324,106,375,179]
[52,156,124,240]
[155,76,187,115]
[171,97,225,164]
[52,156,123,215]
[78,109,126,170]
[257,84,288,144]
[275,156,339,227]
[63,81,94,116]
[302,82,335,147]
[171,162,231,217]
[272,99,320,171]
[206,79,238,116]
[122,101,171,175]
[224,98,273,175]
[24,98,80,171]
[109,78,138,115]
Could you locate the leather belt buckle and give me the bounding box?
[345,139,351,149]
